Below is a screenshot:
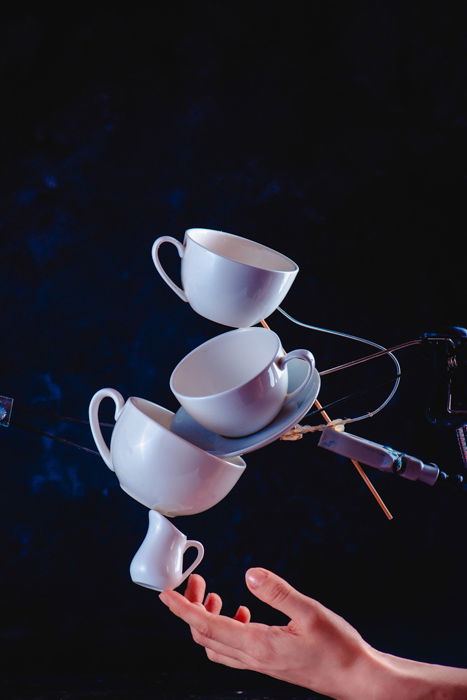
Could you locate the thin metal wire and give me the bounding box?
[319,340,423,376]
[277,306,403,424]
[303,373,402,419]
[11,421,100,456]
[10,375,400,460]
[261,316,394,518]
[14,404,114,428]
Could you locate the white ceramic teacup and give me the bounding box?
[88,389,246,516]
[170,327,315,437]
[130,510,204,591]
[151,228,298,327]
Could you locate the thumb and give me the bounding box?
[245,567,309,620]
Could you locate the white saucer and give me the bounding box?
[170,359,321,457]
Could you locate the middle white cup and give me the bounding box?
[170,327,315,437]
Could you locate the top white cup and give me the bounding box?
[151,228,298,327]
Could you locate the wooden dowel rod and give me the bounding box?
[314,398,393,520]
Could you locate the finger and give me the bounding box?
[204,592,222,614]
[192,600,248,652]
[159,590,253,651]
[234,605,251,623]
[245,567,310,620]
[184,574,206,604]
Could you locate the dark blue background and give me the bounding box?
[1,3,466,698]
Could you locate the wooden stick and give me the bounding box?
[313,397,393,520]
[260,318,394,520]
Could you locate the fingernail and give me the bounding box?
[246,568,266,589]
[159,592,169,605]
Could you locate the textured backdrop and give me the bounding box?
[1,4,466,698]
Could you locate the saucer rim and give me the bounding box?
[171,365,321,458]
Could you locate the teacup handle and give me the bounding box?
[88,388,126,471]
[151,236,188,302]
[179,540,205,586]
[279,349,315,400]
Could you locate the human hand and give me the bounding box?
[180,571,252,624]
[159,567,375,699]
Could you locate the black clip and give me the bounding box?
[0,396,14,427]
[422,327,467,428]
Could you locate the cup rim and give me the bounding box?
[185,228,299,273]
[170,327,282,401]
[126,396,246,469]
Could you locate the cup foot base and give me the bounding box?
[132,579,165,591]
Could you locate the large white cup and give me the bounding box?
[151,228,298,327]
[130,510,204,591]
[170,327,315,438]
[88,389,246,516]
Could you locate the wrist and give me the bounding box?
[331,642,395,700]
[316,638,394,700]
[331,641,424,700]
[340,644,467,700]
[350,646,413,700]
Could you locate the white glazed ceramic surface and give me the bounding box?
[151,228,298,328]
[130,510,204,591]
[171,359,321,457]
[88,389,246,516]
[170,327,315,438]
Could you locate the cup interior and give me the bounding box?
[171,328,280,398]
[186,228,298,272]
[131,397,174,428]
[128,397,246,470]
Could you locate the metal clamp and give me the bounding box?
[318,426,440,486]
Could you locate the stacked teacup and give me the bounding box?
[89,228,319,591]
